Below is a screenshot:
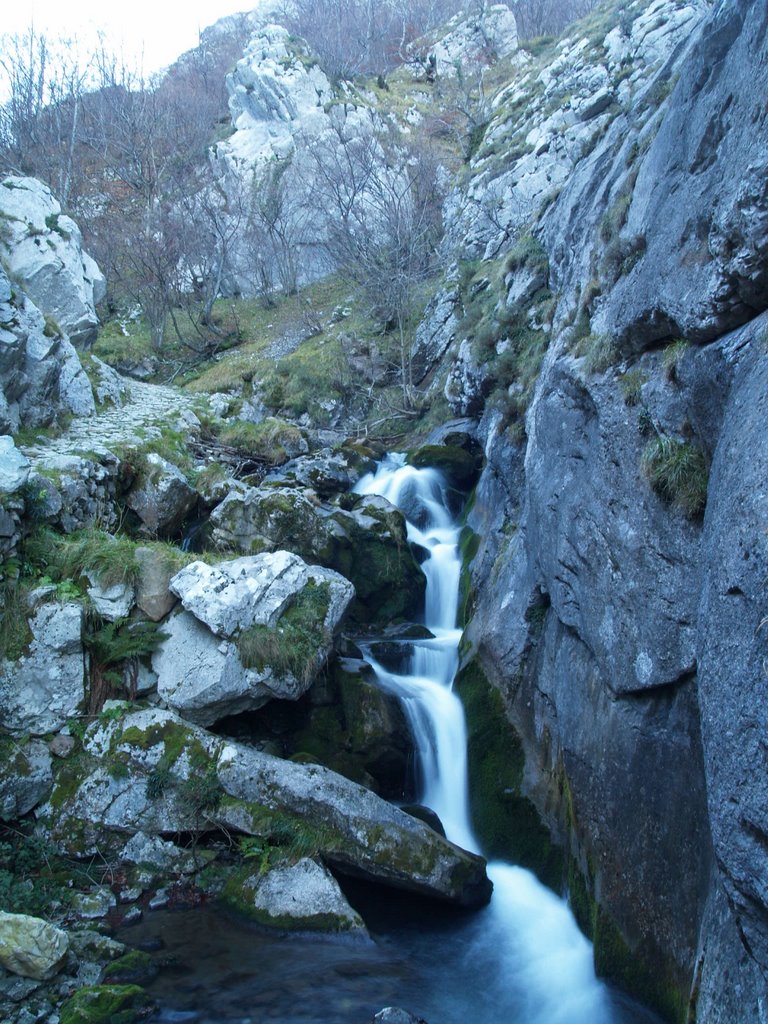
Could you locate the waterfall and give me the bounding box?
[355,453,612,1024]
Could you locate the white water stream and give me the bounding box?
[355,453,613,1024]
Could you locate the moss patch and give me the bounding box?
[455,661,563,891]
[237,580,331,685]
[407,444,482,490]
[101,949,157,985]
[59,984,148,1024]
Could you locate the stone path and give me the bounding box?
[20,379,200,464]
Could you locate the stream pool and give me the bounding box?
[121,881,663,1024]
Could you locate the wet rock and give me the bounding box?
[0,913,69,980]
[68,930,126,963]
[407,444,482,491]
[263,449,361,497]
[0,602,85,734]
[119,833,199,876]
[210,488,424,623]
[58,984,148,1024]
[72,889,117,921]
[148,889,170,910]
[101,949,158,985]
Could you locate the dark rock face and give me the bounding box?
[697,332,768,976]
[526,355,700,694]
[601,0,768,348]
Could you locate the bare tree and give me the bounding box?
[510,0,599,40]
[278,0,465,78]
[307,117,444,405]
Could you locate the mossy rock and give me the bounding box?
[567,852,690,1024]
[59,983,148,1024]
[407,444,482,490]
[455,661,563,890]
[101,949,158,985]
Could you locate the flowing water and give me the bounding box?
[130,454,661,1024]
[353,454,653,1024]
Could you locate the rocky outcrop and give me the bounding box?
[0,436,29,493]
[211,486,425,622]
[0,737,53,820]
[124,453,198,538]
[597,0,768,349]
[42,706,491,907]
[153,553,354,724]
[0,176,105,345]
[0,266,95,433]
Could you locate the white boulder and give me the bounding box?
[0,602,85,734]
[0,176,105,345]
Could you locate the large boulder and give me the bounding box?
[153,553,354,725]
[211,487,425,623]
[0,602,85,734]
[0,912,69,980]
[0,176,105,345]
[134,545,179,622]
[124,454,197,537]
[42,706,491,908]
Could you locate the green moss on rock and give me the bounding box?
[407,444,482,490]
[59,984,148,1024]
[101,949,157,985]
[455,661,563,890]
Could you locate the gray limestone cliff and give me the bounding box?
[419,0,768,1020]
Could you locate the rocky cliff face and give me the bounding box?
[426,0,768,1020]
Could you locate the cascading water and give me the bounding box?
[355,453,614,1024]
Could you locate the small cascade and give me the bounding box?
[355,452,612,1024]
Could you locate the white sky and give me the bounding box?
[2,1,260,81]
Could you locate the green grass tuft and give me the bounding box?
[642,434,708,519]
[237,580,331,685]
